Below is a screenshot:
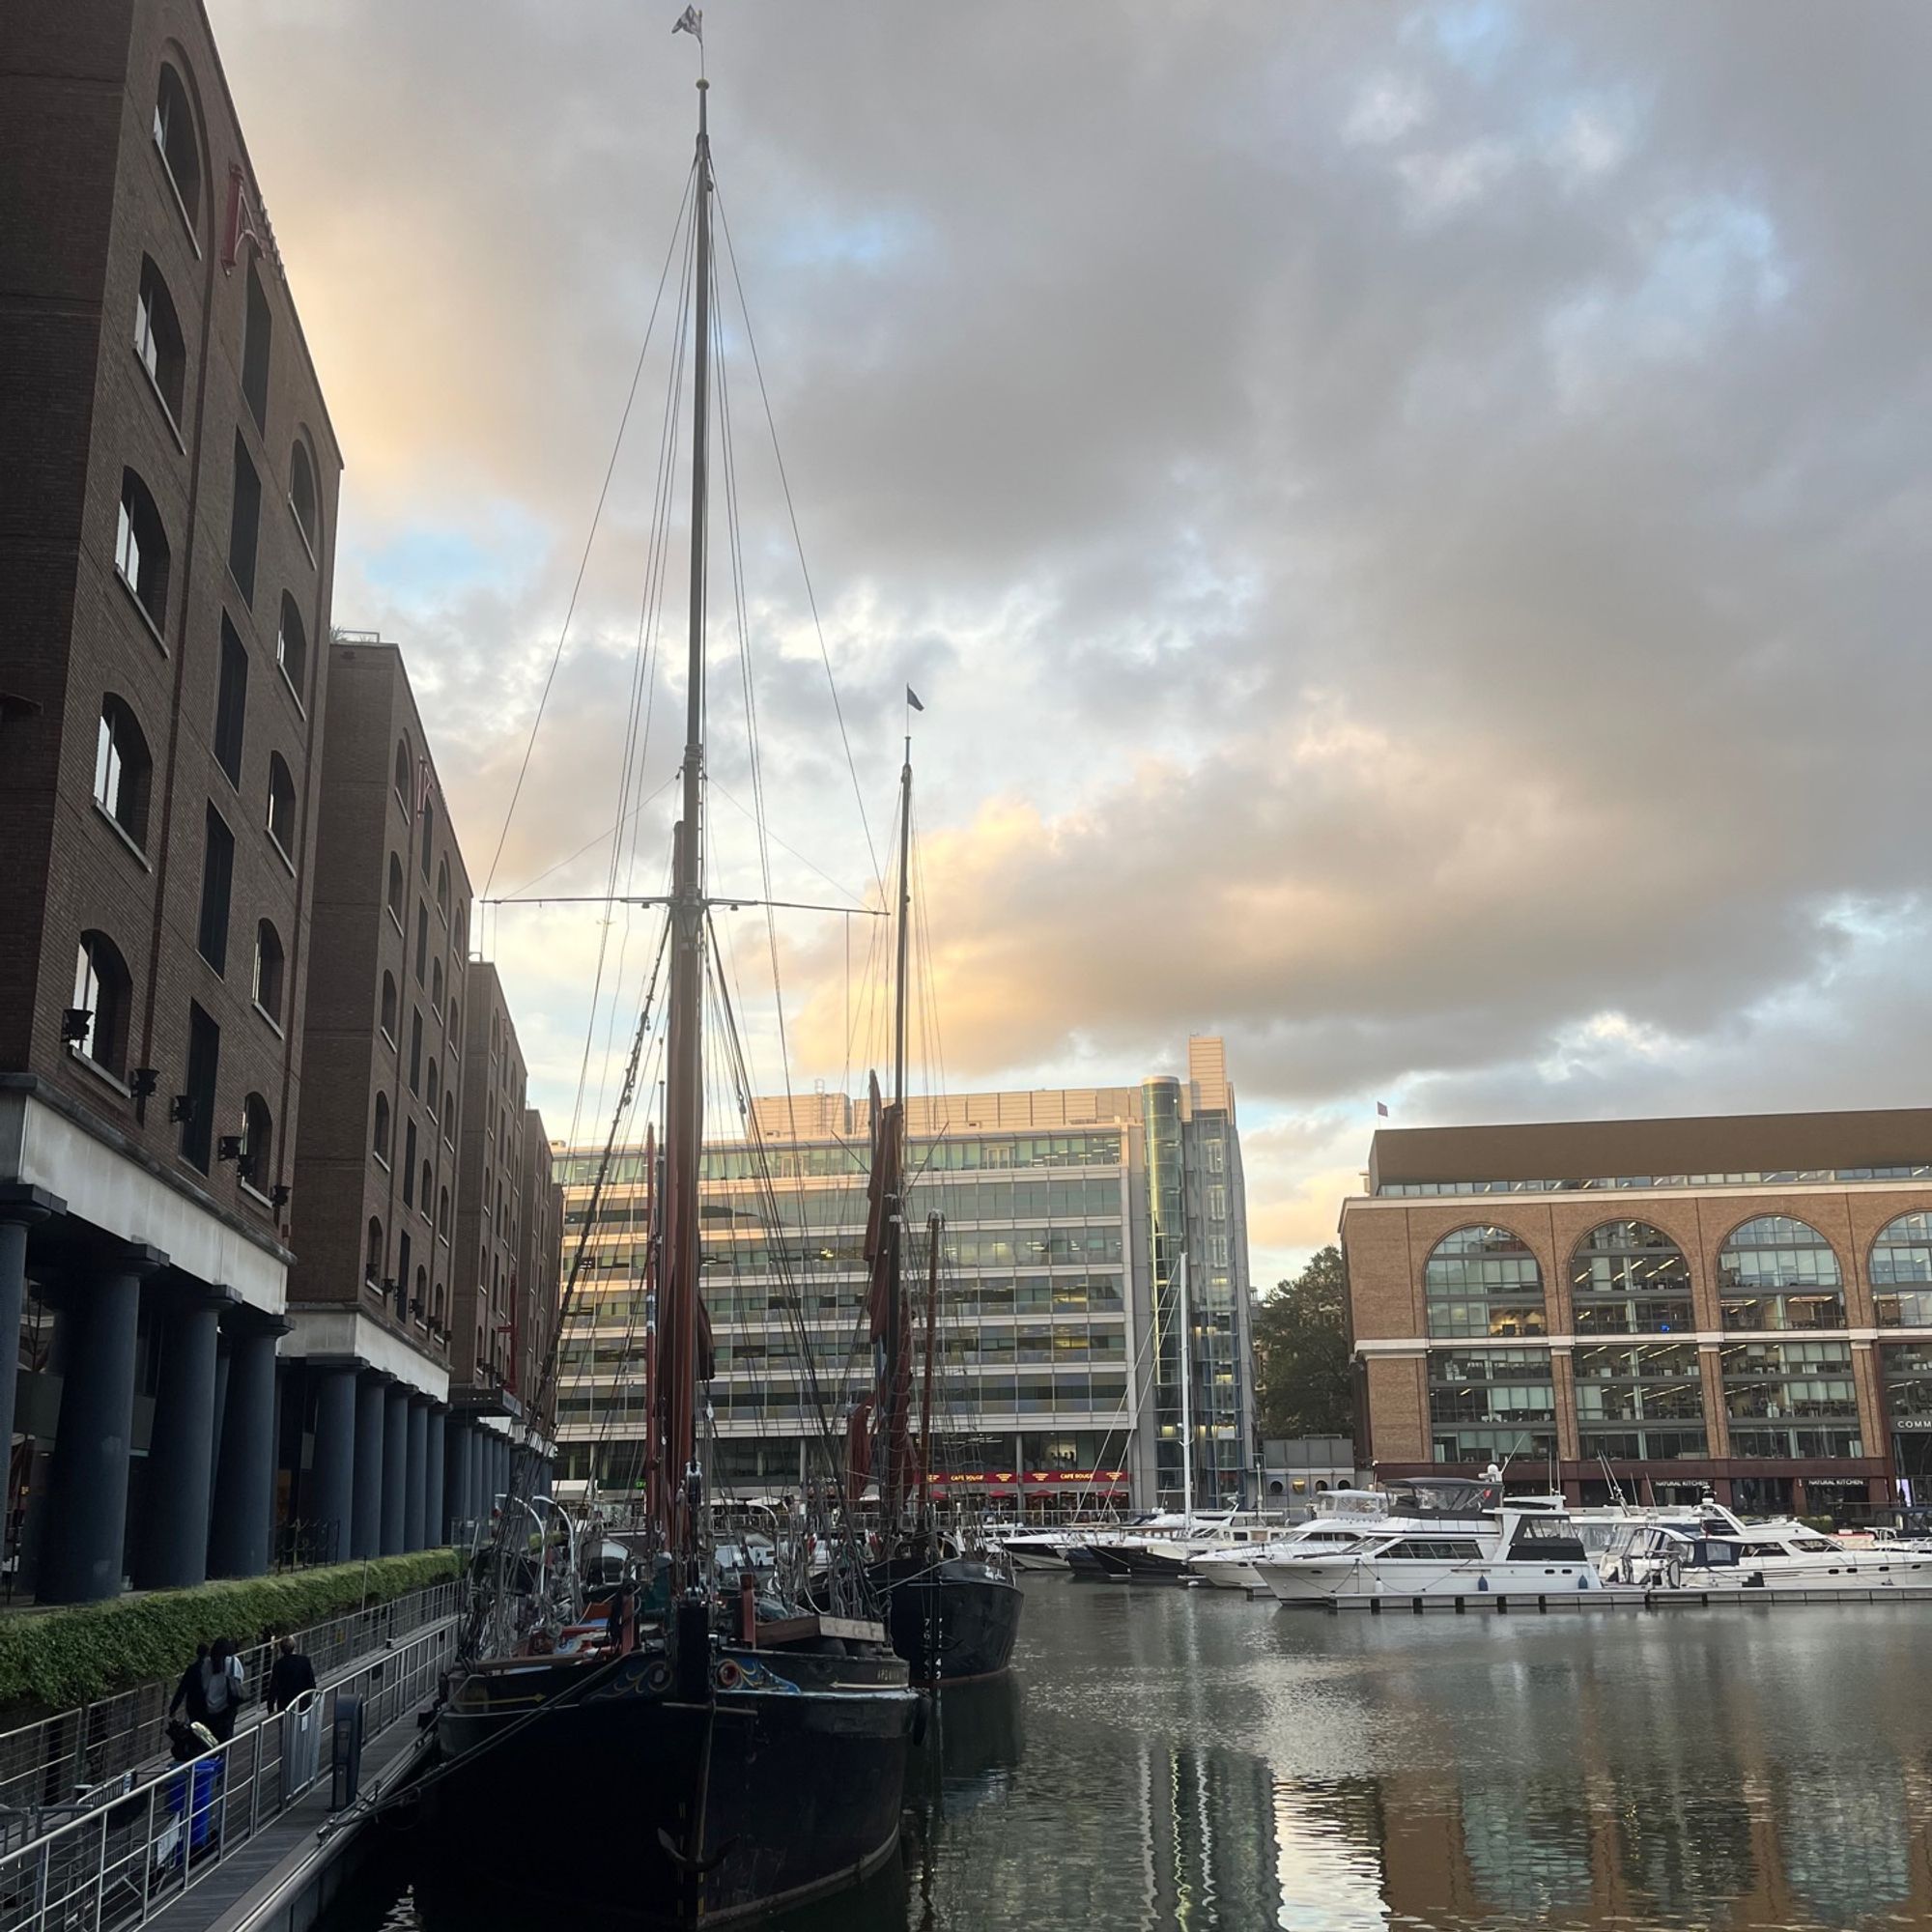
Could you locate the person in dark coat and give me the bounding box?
[266,1635,317,1713]
[168,1644,211,1727]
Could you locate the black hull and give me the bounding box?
[414,1644,918,1928]
[869,1557,1022,1685]
[1117,1545,1190,1581]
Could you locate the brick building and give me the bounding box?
[1342,1109,1932,1519]
[281,637,469,1561]
[0,0,341,1597]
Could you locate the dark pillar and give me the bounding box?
[443,1417,469,1542]
[352,1373,387,1559]
[210,1317,280,1577]
[404,1396,428,1550]
[426,1406,446,1546]
[381,1385,409,1555]
[133,1287,221,1590]
[0,1191,58,1510]
[309,1364,357,1567]
[40,1246,163,1604]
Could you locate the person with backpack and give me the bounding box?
[168,1643,211,1729]
[200,1637,245,1743]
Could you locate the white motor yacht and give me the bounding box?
[1253,1480,1605,1605]
[1188,1491,1394,1590]
[1611,1508,1932,1592]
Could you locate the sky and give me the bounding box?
[211,1,1932,1287]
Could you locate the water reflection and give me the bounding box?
[340,1582,1932,1931]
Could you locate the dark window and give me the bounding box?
[134,256,185,422]
[397,1232,412,1314]
[240,1092,272,1189]
[409,1010,423,1094]
[420,799,434,878]
[276,593,308,700]
[441,1093,455,1144]
[117,469,171,631]
[266,751,296,859]
[213,616,247,784]
[94,696,152,847]
[436,858,449,919]
[242,260,271,432]
[197,804,234,972]
[449,1000,460,1053]
[182,1002,219,1172]
[426,1057,440,1111]
[438,1187,450,1237]
[373,1092,391,1162]
[431,958,443,1015]
[289,441,319,558]
[365,1217,384,1283]
[71,931,132,1077]
[227,433,260,604]
[380,972,398,1040]
[153,64,201,227]
[394,737,411,803]
[420,1161,433,1218]
[403,1122,417,1206]
[387,854,405,923]
[414,901,428,983]
[413,1264,427,1321]
[252,919,285,1022]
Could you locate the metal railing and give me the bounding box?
[0,1580,461,1846]
[0,1620,453,1932]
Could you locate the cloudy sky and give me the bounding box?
[212,1,1932,1284]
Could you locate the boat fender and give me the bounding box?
[1477,1577,1490,1592]
[1664,1558,1683,1590]
[912,1691,930,1746]
[713,1659,744,1691]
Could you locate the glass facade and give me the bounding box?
[1872,1213,1932,1327]
[1570,1222,1694,1335]
[1378,1167,1932,1197]
[1428,1347,1556,1463]
[1716,1216,1846,1332]
[1720,1340,1862,1459]
[1424,1226,1547,1339]
[1572,1342,1707,1459]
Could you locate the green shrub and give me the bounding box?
[1797,1514,1839,1536]
[0,1548,461,1710]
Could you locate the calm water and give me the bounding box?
[342,1577,1932,1930]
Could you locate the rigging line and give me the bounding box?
[479,156,697,903]
[498,769,682,904]
[710,780,869,910]
[711,177,882,897]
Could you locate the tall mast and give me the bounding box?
[662,78,713,1569]
[880,748,913,1520]
[1178,1251,1193,1520]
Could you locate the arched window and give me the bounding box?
[289,440,319,557]
[1872,1214,1932,1326]
[380,970,398,1040]
[116,469,170,631]
[441,1093,456,1145]
[134,256,185,423]
[426,1057,440,1111]
[1570,1222,1693,1336]
[277,593,308,700]
[419,800,435,879]
[453,907,466,958]
[421,1161,433,1216]
[1717,1216,1844,1332]
[252,919,285,1023]
[241,259,271,432]
[152,63,201,228]
[436,857,449,919]
[448,1001,461,1053]
[394,737,411,804]
[241,1092,272,1188]
[70,930,132,1078]
[365,1216,384,1284]
[413,1264,428,1318]
[431,958,443,1014]
[438,1187,450,1237]
[1423,1225,1546,1339]
[373,1092,391,1163]
[433,1279,446,1324]
[266,751,296,859]
[386,852,405,923]
[94,696,152,847]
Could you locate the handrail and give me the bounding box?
[0,1619,455,1932]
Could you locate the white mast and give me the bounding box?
[1177,1250,1192,1521]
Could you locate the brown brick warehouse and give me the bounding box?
[0,0,560,1601]
[1342,1110,1932,1519]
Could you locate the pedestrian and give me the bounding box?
[168,1643,210,1728]
[200,1636,244,1742]
[266,1635,316,1713]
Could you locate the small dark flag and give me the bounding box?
[672,6,702,39]
[906,686,925,712]
[1376,1101,1389,1119]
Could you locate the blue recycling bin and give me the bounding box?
[163,1755,222,1865]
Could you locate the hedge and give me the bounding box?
[0,1548,463,1711]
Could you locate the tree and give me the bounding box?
[1254,1245,1353,1441]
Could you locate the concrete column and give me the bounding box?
[40,1246,163,1604]
[210,1319,279,1577]
[308,1364,357,1567]
[404,1396,428,1550]
[133,1289,221,1590]
[443,1418,469,1542]
[381,1385,410,1555]
[352,1373,387,1559]
[426,1406,446,1545]
[0,1193,58,1504]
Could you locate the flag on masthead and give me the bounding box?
[671,6,702,38]
[906,685,925,712]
